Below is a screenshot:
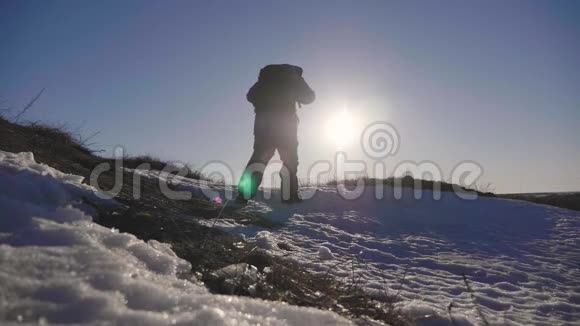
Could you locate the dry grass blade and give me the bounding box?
[14,88,45,122]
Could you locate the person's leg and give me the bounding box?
[278,143,299,201]
[278,115,300,201]
[238,115,275,200]
[238,143,275,200]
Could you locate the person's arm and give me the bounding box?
[246,82,260,104]
[294,77,315,105]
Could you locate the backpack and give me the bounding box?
[247,64,315,112]
[258,64,303,82]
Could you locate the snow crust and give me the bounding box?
[0,151,350,325]
[140,169,580,326]
[318,246,334,260]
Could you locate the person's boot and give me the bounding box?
[282,180,302,203]
[222,195,248,211]
[280,171,301,203]
[282,194,302,204]
[234,195,248,205]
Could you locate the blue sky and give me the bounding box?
[1,0,579,193]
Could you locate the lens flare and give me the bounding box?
[237,171,255,198]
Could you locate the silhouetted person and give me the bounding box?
[237,64,315,203]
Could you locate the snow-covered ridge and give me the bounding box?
[132,168,580,325]
[0,151,350,325]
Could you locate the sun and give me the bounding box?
[325,108,358,148]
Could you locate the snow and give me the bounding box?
[255,231,277,250]
[0,151,351,325]
[139,169,580,325]
[318,246,334,260]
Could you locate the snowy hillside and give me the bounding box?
[0,151,350,325]
[134,169,580,325]
[2,150,579,326]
